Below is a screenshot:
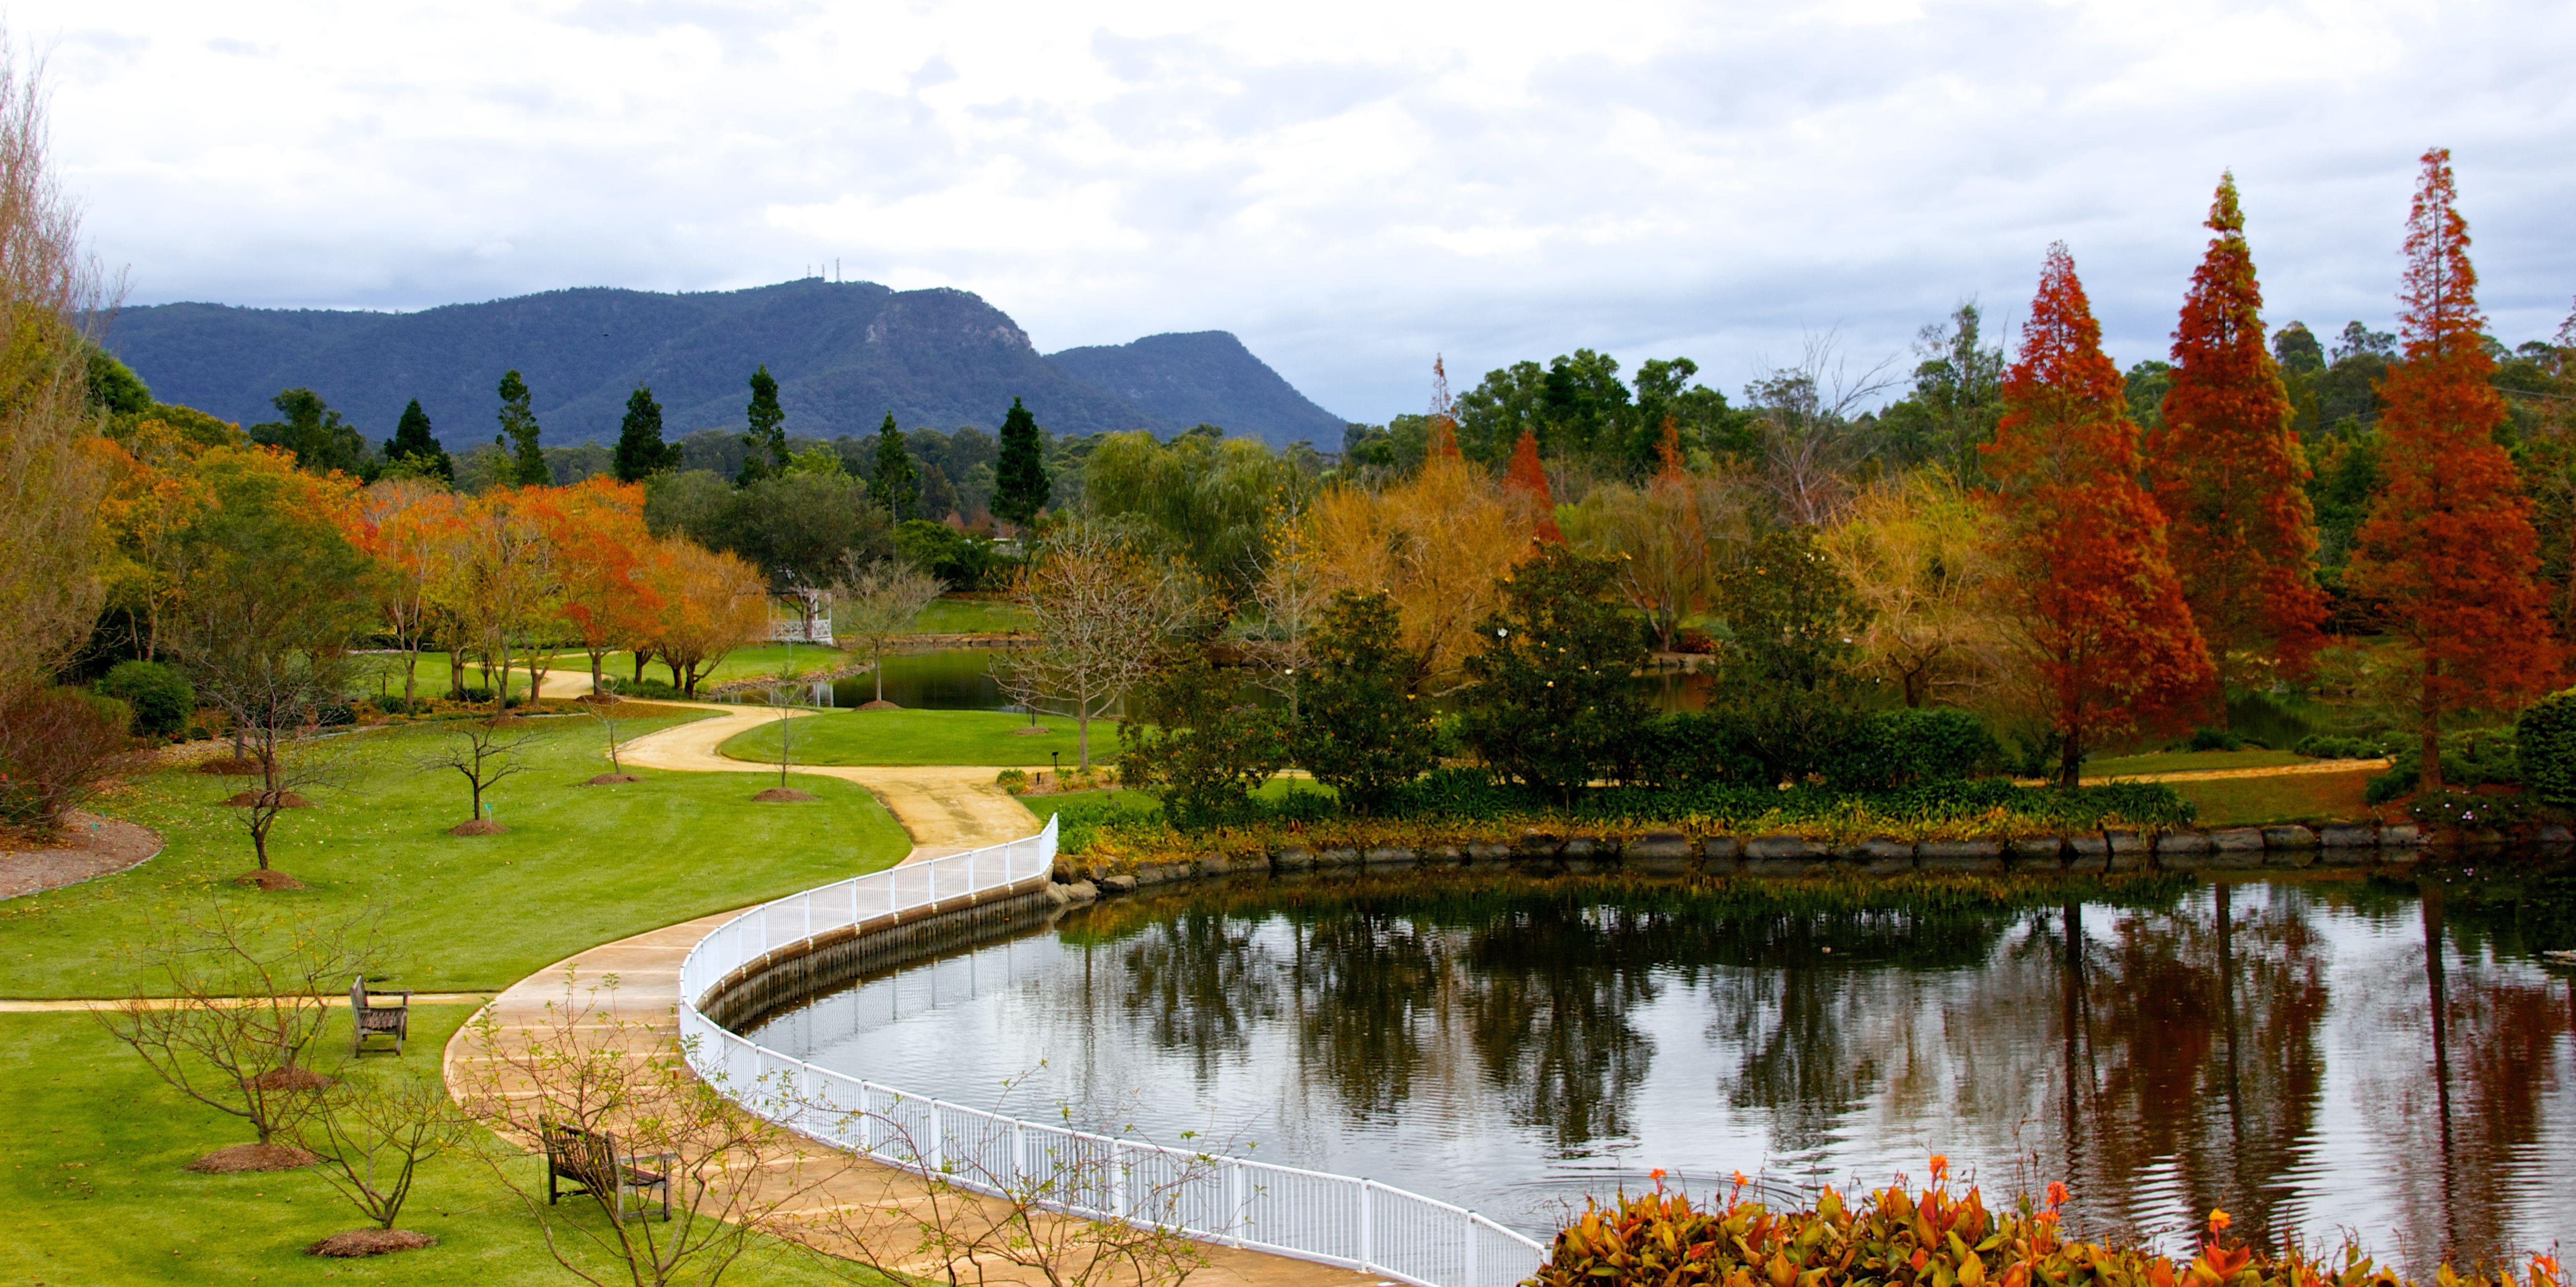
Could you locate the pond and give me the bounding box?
[744,867,2576,1271]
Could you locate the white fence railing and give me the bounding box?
[676,817,1551,1287]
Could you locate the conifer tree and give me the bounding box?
[613,385,677,483]
[737,364,787,484]
[2349,149,2562,789]
[992,396,1051,528]
[868,413,920,521]
[1986,243,2215,786]
[384,398,452,481]
[496,370,547,485]
[1502,427,1562,543]
[2144,173,2329,684]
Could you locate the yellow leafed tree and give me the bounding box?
[1308,449,1528,682]
[1814,470,2009,708]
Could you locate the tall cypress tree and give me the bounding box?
[738,364,788,484]
[868,413,920,521]
[384,398,453,481]
[992,396,1051,528]
[614,385,677,483]
[497,370,548,485]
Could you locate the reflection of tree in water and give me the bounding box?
[1114,910,1281,1077]
[1284,912,1448,1118]
[1457,904,1663,1149]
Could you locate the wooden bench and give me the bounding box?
[349,976,412,1056]
[544,1122,673,1222]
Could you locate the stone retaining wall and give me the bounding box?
[695,879,1068,1033]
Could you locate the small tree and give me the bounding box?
[584,689,636,780]
[0,685,137,835]
[1245,490,1329,723]
[295,1066,464,1245]
[868,413,920,520]
[1459,546,1652,800]
[100,899,379,1166]
[996,522,1201,771]
[831,556,946,709]
[1707,526,1874,785]
[418,721,544,832]
[1292,590,1433,813]
[763,654,807,791]
[1118,649,1288,828]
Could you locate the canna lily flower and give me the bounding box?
[1928,1154,1950,1179]
[2208,1209,2232,1235]
[2046,1181,2070,1208]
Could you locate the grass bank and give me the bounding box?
[0,711,911,998]
[2170,767,2381,827]
[724,708,1115,768]
[0,1007,860,1285]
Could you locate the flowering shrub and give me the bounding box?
[1532,1166,2561,1287]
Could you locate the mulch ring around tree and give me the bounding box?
[241,1065,333,1092]
[857,699,901,711]
[232,869,307,890]
[1006,725,1057,736]
[448,819,508,836]
[309,1229,437,1258]
[195,756,272,775]
[0,812,164,899]
[582,773,642,785]
[187,1142,320,1173]
[220,790,313,808]
[751,787,820,803]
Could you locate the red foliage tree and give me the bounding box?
[2349,149,2562,789]
[537,477,663,694]
[1503,428,1563,543]
[2144,173,2330,684]
[1986,243,2216,785]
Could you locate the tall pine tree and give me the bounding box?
[992,396,1051,528]
[2349,149,2561,789]
[869,413,920,521]
[613,385,678,483]
[2144,173,2329,686]
[497,370,548,485]
[384,398,452,481]
[738,364,787,484]
[1986,243,2215,786]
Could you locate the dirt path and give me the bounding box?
[0,811,163,899]
[2081,758,2391,786]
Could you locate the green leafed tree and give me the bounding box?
[992,396,1052,528]
[612,385,678,483]
[382,399,452,482]
[737,364,788,484]
[1117,648,1288,828]
[868,413,920,521]
[496,370,547,486]
[250,388,373,479]
[1458,545,1653,800]
[1292,590,1434,812]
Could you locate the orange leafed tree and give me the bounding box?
[2348,149,2562,789]
[1986,243,2216,786]
[350,479,457,709]
[2144,173,2329,683]
[1502,428,1563,543]
[538,476,661,694]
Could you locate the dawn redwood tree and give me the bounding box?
[869,413,920,520]
[1985,243,2216,786]
[612,385,678,483]
[1503,427,1564,543]
[2348,149,2562,789]
[992,396,1051,529]
[2143,173,2329,685]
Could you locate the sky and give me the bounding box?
[26,0,2576,424]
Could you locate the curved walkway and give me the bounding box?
[448,694,1368,1287]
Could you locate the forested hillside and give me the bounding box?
[99,280,1341,447]
[1046,330,1345,447]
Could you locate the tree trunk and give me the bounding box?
[401,642,420,709]
[1077,711,1092,772]
[2057,728,2082,790]
[589,648,606,695]
[874,647,887,704]
[494,640,511,718]
[449,650,467,701]
[2419,654,2444,792]
[633,650,649,682]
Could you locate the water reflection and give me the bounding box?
[752,870,2576,1268]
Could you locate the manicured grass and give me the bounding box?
[0,711,911,998]
[2171,768,2379,827]
[723,708,1119,767]
[0,1007,861,1286]
[579,643,860,692]
[2082,748,2313,778]
[908,596,1031,635]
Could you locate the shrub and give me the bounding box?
[2368,726,2521,802]
[2188,726,2244,751]
[995,768,1030,794]
[1292,591,1434,812]
[0,686,138,833]
[601,677,682,701]
[315,701,357,727]
[2295,733,2395,760]
[893,519,1007,590]
[1823,707,1999,790]
[1117,650,1288,829]
[1625,712,1762,789]
[1459,546,1653,799]
[97,660,195,738]
[2409,787,2531,834]
[2517,687,2576,806]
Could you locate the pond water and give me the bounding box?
[746,868,2576,1270]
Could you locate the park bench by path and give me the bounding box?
[350,976,412,1056]
[544,1121,672,1222]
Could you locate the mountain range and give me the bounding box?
[99,279,1350,449]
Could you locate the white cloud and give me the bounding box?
[22,0,2576,422]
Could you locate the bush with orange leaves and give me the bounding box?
[1529,1165,2561,1287]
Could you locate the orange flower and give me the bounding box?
[2208,1209,2232,1234]
[1650,1168,1667,1192]
[1928,1154,1950,1179]
[2046,1181,2070,1208]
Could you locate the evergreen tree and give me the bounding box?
[738,364,788,484]
[1458,545,1652,800]
[497,370,548,485]
[613,385,677,483]
[383,398,453,481]
[991,396,1051,527]
[250,387,373,478]
[2144,173,2329,685]
[868,413,920,520]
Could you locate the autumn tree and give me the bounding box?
[541,477,660,694]
[2143,173,2330,686]
[439,489,562,713]
[2348,150,2563,789]
[1816,471,2007,708]
[641,537,770,695]
[1985,243,2215,786]
[1308,447,1524,681]
[353,480,457,709]
[1502,428,1563,543]
[96,417,218,661]
[1562,430,1752,652]
[996,521,1202,770]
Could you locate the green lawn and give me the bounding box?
[0,711,911,998]
[2171,768,2379,827]
[2081,748,2314,778]
[723,708,1119,768]
[908,596,1031,635]
[0,1007,863,1286]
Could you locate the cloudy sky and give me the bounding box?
[27,0,2576,422]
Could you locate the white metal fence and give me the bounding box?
[675,817,1551,1287]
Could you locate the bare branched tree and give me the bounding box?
[98,899,381,1166]
[453,979,826,1287]
[995,522,1204,771]
[582,690,637,780]
[416,720,546,830]
[831,555,945,709]
[762,652,808,790]
[295,1066,465,1235]
[1245,491,1329,723]
[1746,330,1899,526]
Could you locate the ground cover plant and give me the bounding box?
[722,706,1107,767]
[0,710,910,997]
